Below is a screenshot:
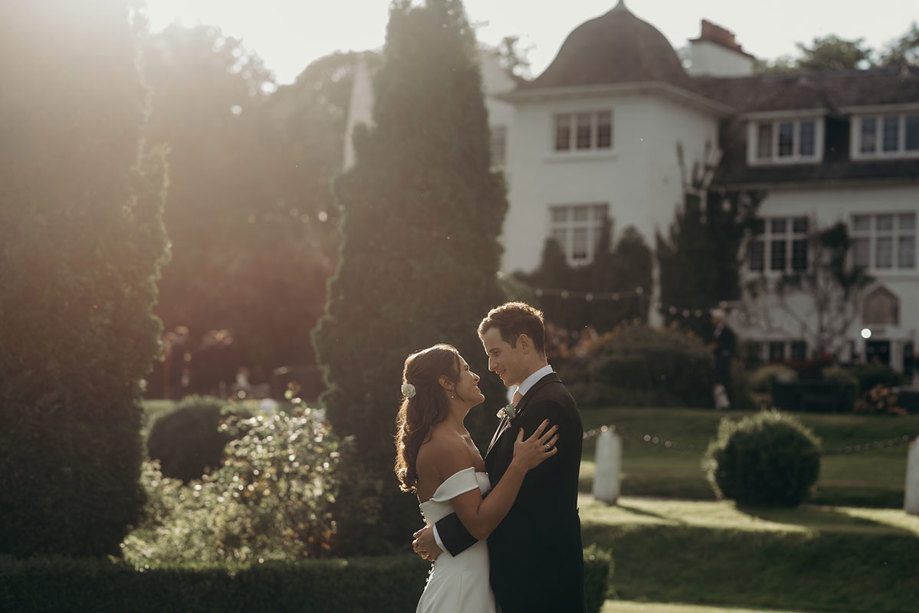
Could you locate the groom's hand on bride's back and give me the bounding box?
[412,525,442,562]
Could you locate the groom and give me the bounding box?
[413,302,585,612]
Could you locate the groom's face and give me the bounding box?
[480,327,526,387]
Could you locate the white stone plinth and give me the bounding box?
[592,427,622,504]
[906,436,919,516]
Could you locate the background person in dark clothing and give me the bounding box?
[711,308,736,410]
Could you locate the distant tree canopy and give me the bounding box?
[756,23,919,73]
[312,0,507,553]
[495,35,532,77]
[142,26,352,385]
[878,22,919,67]
[0,0,168,556]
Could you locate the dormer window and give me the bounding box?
[747,117,823,165]
[852,112,919,160]
[553,110,613,152]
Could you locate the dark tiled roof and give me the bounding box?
[716,152,919,188]
[522,1,691,91]
[694,66,919,113]
[714,110,919,188]
[706,66,919,187]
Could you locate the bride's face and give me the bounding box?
[453,356,485,406]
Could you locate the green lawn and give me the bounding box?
[601,603,799,613]
[582,496,919,613]
[580,495,919,537]
[579,407,919,508]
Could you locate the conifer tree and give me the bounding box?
[524,221,652,334]
[312,0,507,552]
[0,0,168,556]
[657,189,762,337]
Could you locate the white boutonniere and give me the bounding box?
[496,404,517,420]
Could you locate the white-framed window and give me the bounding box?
[851,212,916,271]
[747,117,823,165]
[749,216,809,273]
[553,110,613,153]
[757,340,808,362]
[548,203,608,265]
[790,340,808,361]
[490,124,507,168]
[852,112,919,159]
[768,341,786,363]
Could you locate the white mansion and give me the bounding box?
[348,1,919,372]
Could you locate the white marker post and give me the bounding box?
[592,426,622,505]
[906,436,919,516]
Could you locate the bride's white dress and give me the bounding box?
[416,467,496,613]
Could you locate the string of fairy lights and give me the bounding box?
[532,285,775,327]
[583,425,916,456]
[534,286,728,322]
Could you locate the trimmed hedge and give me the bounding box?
[0,553,612,613]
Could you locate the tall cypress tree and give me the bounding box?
[312,0,507,552]
[0,0,168,556]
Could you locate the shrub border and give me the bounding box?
[0,552,610,613]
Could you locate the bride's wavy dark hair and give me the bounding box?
[394,344,461,493]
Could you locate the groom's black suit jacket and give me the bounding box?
[435,372,585,613]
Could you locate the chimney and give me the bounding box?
[687,19,755,77]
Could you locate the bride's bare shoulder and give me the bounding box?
[417,426,462,458]
[417,426,469,477]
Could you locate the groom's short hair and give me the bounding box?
[478,302,546,356]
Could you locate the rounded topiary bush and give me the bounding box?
[146,396,249,482]
[704,410,821,507]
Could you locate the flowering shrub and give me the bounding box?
[123,404,346,566]
[854,385,906,416]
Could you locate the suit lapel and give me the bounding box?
[485,373,560,458]
[486,416,508,457]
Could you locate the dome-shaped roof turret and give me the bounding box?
[524,1,690,90]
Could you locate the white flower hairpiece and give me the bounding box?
[401,383,416,399]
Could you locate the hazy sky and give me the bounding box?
[144,0,918,84]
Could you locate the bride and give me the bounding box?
[394,344,557,612]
